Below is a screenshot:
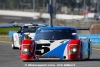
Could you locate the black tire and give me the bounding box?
[19,38,22,45]
[80,45,83,60]
[12,36,16,49]
[80,43,83,60]
[87,41,90,60]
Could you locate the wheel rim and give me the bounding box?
[12,44,14,48]
[12,37,14,48]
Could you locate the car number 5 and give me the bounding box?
[35,44,50,55]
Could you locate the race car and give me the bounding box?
[20,26,92,61]
[11,23,46,49]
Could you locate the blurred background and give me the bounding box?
[0,0,100,45]
[0,0,100,14]
[0,0,100,34]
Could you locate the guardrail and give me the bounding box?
[0,10,95,20]
[79,34,100,46]
[8,31,16,39]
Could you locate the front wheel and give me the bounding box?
[87,42,90,60]
[11,37,16,49]
[12,43,16,49]
[80,43,83,60]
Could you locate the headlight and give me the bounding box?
[69,47,78,54]
[22,48,29,54]
[23,48,29,52]
[71,47,77,53]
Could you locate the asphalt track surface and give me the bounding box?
[0,42,100,67]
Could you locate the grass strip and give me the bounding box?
[0,27,19,35]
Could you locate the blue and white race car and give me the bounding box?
[20,26,92,61]
[11,23,46,49]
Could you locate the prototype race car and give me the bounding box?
[11,23,46,49]
[20,26,92,61]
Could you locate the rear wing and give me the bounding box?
[77,28,90,38]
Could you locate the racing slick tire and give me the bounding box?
[87,41,90,60]
[11,36,16,49]
[80,43,83,60]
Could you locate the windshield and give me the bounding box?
[37,29,71,40]
[22,26,39,33]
